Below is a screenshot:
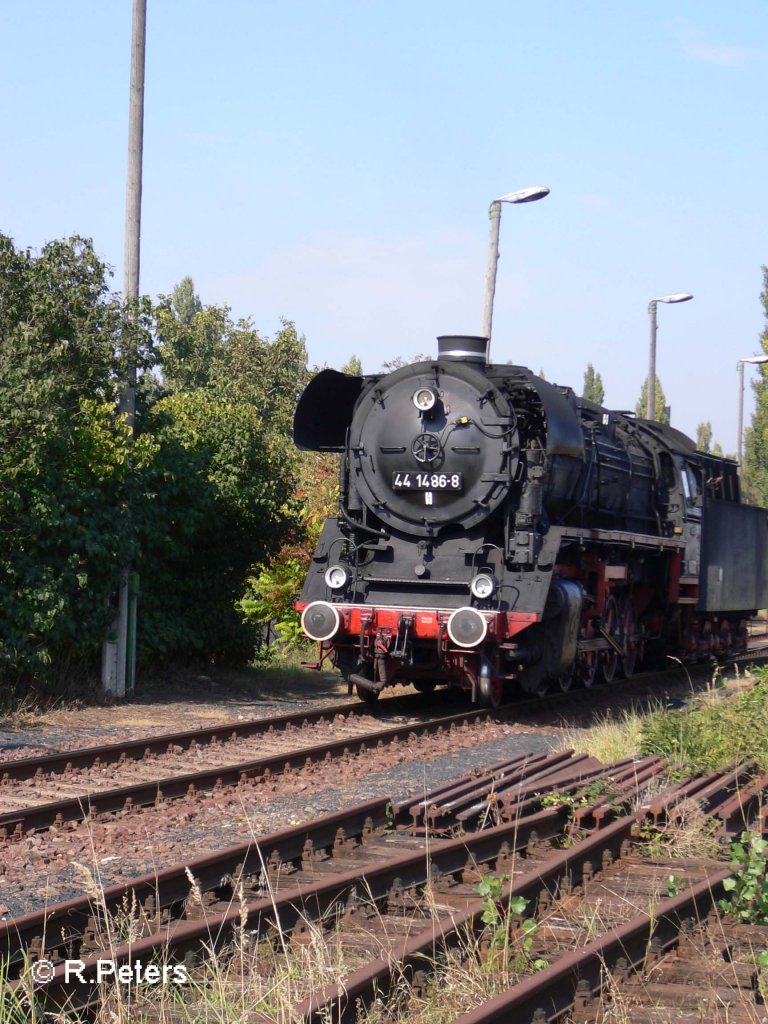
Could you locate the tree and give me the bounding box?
[380,353,431,372]
[0,244,310,686]
[240,449,339,650]
[140,303,309,661]
[138,387,297,662]
[636,377,670,424]
[341,354,363,375]
[0,235,144,684]
[742,267,768,504]
[155,286,228,393]
[170,276,202,326]
[696,422,713,453]
[211,318,310,440]
[582,364,605,405]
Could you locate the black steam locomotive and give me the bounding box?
[294,335,768,706]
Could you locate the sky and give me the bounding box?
[1,1,767,454]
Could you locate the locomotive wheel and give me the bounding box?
[478,657,503,709]
[479,674,503,708]
[355,683,380,704]
[619,599,638,678]
[599,596,620,683]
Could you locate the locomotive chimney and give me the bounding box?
[437,335,489,364]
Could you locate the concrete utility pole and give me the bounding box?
[104,0,146,697]
[481,186,549,357]
[124,0,147,315]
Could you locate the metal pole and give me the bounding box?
[114,0,146,696]
[481,201,501,348]
[737,360,745,472]
[647,300,657,420]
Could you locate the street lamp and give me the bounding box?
[482,186,550,353]
[737,355,768,471]
[647,293,693,420]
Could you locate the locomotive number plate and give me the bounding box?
[392,471,463,492]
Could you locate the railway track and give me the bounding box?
[3,749,767,1021]
[1,645,767,842]
[0,695,497,838]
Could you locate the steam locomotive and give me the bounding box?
[293,335,768,707]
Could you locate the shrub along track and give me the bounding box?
[3,749,768,1022]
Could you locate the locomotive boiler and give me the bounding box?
[294,335,768,706]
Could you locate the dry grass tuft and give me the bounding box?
[553,706,647,763]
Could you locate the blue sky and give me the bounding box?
[1,1,766,454]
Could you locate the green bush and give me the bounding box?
[0,236,138,687]
[641,679,768,772]
[0,239,307,690]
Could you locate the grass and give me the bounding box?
[553,706,647,763]
[2,819,551,1024]
[637,795,723,860]
[554,668,768,776]
[641,671,768,772]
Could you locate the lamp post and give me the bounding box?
[482,186,549,354]
[646,293,693,420]
[737,355,768,472]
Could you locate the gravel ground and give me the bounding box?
[0,669,350,759]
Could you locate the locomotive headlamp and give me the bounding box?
[301,601,342,642]
[412,387,437,413]
[470,573,496,600]
[324,564,349,590]
[446,607,488,648]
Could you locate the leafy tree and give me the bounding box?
[742,267,768,505]
[696,422,713,452]
[155,293,228,393]
[636,377,670,424]
[380,353,431,372]
[0,248,310,686]
[341,354,363,375]
[0,235,145,684]
[582,363,605,405]
[137,389,296,662]
[170,276,202,326]
[210,317,310,441]
[240,449,339,650]
[144,298,309,661]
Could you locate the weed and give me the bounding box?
[637,797,722,861]
[719,831,768,925]
[475,876,548,972]
[667,874,683,897]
